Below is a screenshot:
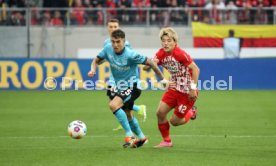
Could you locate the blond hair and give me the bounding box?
[159,27,178,43]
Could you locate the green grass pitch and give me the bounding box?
[0,90,276,166]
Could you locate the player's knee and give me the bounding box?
[170,119,180,126]
[109,102,119,112]
[156,110,164,118]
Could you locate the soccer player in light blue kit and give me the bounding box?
[104,19,147,131]
[88,29,167,148]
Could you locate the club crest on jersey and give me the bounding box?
[167,64,178,73]
[118,59,127,65]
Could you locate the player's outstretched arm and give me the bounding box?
[144,58,165,80]
[87,57,104,78]
[145,58,169,89]
[187,62,200,101]
[142,65,151,71]
[143,58,159,71]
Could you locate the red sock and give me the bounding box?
[184,109,193,123]
[158,121,171,142]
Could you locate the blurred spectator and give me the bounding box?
[225,0,238,24]
[1,0,275,26]
[187,0,205,22]
[269,0,276,24]
[31,7,40,25]
[223,29,242,59]
[0,0,7,25]
[156,0,171,26]
[205,0,225,24]
[6,0,27,26]
[96,3,104,25]
[133,0,150,23]
[235,0,251,24]
[50,10,63,26]
[170,0,188,25]
[7,11,26,25]
[161,10,170,26]
[106,0,117,18]
[71,0,86,25]
[40,11,51,26]
[236,0,270,24]
[84,0,93,8]
[116,0,132,23]
[66,10,78,25]
[255,0,271,24]
[248,0,260,24]
[265,0,274,24]
[43,0,68,24]
[150,0,160,24]
[83,0,94,25]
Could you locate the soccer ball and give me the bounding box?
[68,120,87,139]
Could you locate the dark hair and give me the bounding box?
[108,18,119,24]
[229,29,235,37]
[111,29,125,39]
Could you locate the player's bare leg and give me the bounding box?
[154,101,173,148]
[170,106,196,126]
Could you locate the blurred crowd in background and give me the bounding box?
[0,0,276,26]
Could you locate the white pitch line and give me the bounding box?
[0,134,276,139]
[172,134,276,138]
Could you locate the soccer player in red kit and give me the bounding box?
[152,27,200,148]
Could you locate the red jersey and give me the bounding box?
[155,46,193,94]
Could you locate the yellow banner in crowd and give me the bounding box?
[192,22,276,38]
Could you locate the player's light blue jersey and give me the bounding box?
[104,38,132,86]
[97,43,147,89]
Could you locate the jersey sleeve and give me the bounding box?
[97,47,107,60]
[177,49,193,67]
[129,52,147,64]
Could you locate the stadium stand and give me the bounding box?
[0,0,275,26]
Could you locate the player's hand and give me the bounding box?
[168,81,176,90]
[87,70,96,78]
[160,79,169,90]
[189,90,197,101]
